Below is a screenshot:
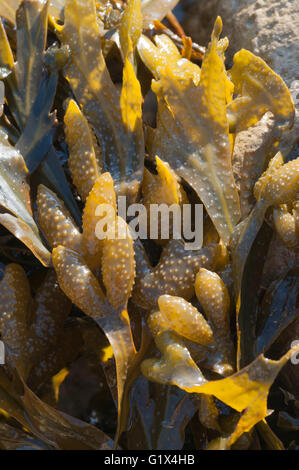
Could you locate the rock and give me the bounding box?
[184,0,299,81]
[261,234,299,288]
[183,0,299,156]
[269,316,299,398]
[280,80,299,160]
[232,112,275,218]
[182,0,219,48]
[219,1,298,84]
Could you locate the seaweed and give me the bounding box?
[0,0,298,451]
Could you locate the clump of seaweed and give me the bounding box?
[0,0,298,451]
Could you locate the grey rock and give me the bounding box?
[183,0,299,155]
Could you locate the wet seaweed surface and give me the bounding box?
[0,0,298,451]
